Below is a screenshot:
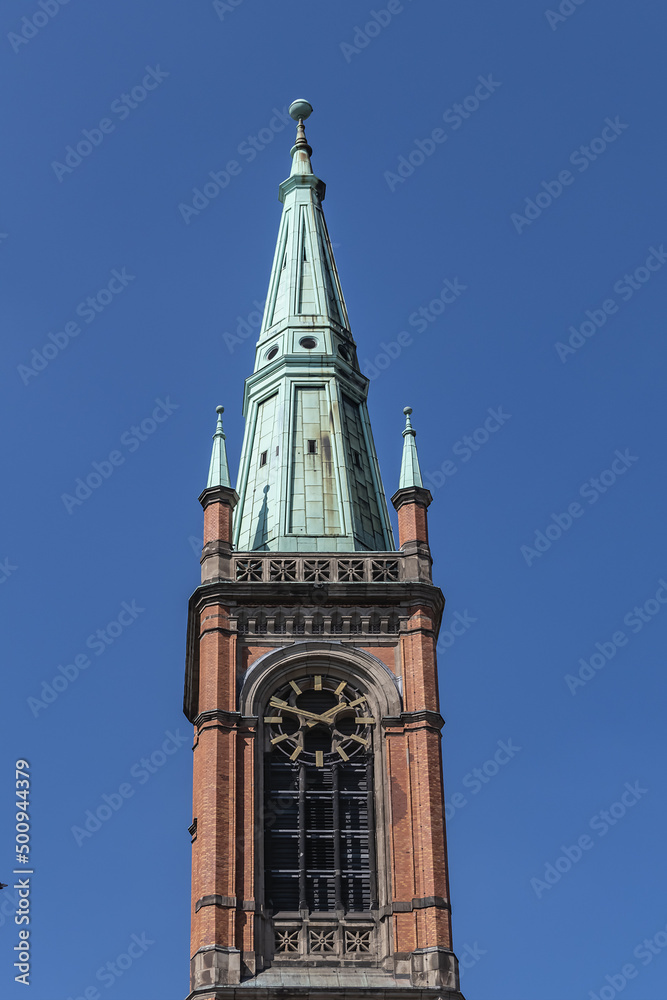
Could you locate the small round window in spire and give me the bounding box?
[338,345,350,361]
[299,337,317,349]
[267,346,279,361]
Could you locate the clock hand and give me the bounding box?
[268,696,373,727]
[319,695,366,719]
[269,699,337,725]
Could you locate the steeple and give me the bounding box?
[398,406,423,489]
[184,102,465,999]
[233,101,395,552]
[258,98,351,347]
[206,405,231,489]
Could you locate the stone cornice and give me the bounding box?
[391,485,433,511]
[192,579,444,612]
[185,986,463,999]
[198,485,239,509]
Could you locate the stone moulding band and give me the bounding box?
[195,895,256,912]
[380,896,451,918]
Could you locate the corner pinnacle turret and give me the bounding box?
[206,405,232,489]
[398,406,424,490]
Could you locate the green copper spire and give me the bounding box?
[257,99,352,348]
[206,405,232,489]
[398,407,424,490]
[232,103,395,552]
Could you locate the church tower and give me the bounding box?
[183,101,466,999]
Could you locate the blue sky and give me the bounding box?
[1,2,666,998]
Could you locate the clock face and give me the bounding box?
[264,675,375,766]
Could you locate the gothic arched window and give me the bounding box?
[263,674,377,921]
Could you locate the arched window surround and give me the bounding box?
[239,642,402,970]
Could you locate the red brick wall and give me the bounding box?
[397,501,429,548]
[189,595,455,968]
[203,500,233,546]
[190,603,255,960]
[400,606,440,713]
[386,609,454,956]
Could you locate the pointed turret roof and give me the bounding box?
[398,407,424,490]
[258,99,353,352]
[206,406,232,489]
[232,103,395,552]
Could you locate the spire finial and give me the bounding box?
[207,404,231,488]
[398,405,423,489]
[289,98,313,160]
